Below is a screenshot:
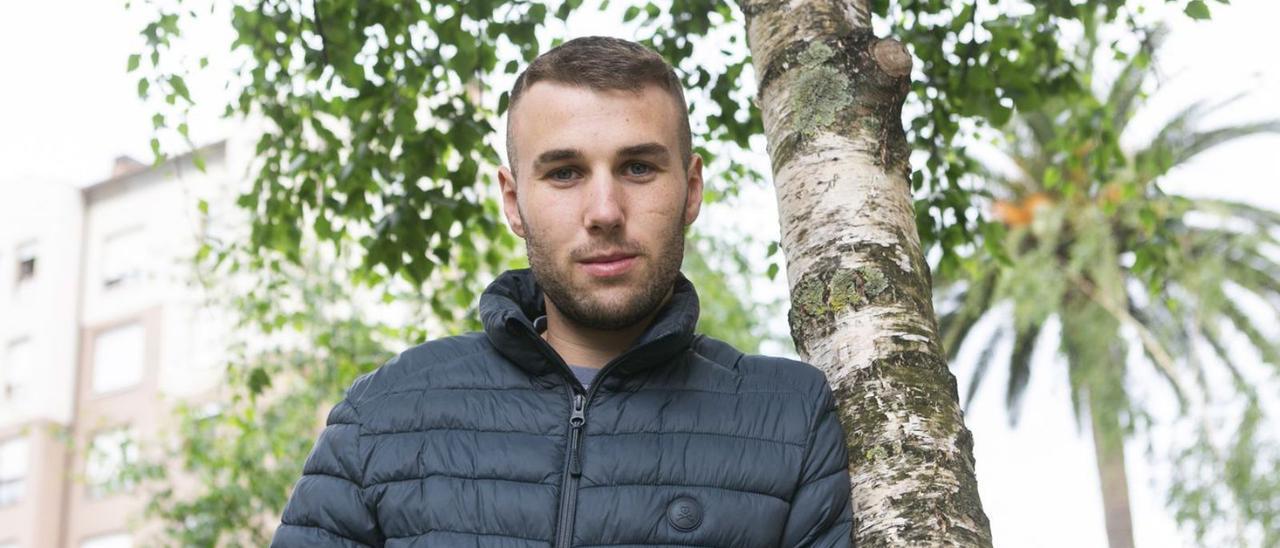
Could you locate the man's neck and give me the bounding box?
[540,289,673,369]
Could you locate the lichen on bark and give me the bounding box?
[760,31,913,176]
[791,41,852,138]
[834,350,989,544]
[789,257,894,348]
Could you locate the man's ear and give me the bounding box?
[683,153,704,226]
[497,165,527,238]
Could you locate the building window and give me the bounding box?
[2,338,33,404]
[85,427,137,499]
[91,323,145,394]
[0,436,28,506]
[15,241,36,285]
[101,228,144,290]
[80,532,132,548]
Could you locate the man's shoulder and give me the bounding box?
[691,334,833,396]
[343,331,492,407]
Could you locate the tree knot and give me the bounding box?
[871,38,912,78]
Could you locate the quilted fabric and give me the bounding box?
[271,268,854,547]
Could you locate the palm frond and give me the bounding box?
[1022,110,1058,153]
[1191,197,1280,230]
[1126,295,1193,414]
[1221,256,1280,313]
[1217,295,1280,368]
[1131,93,1278,181]
[1181,229,1279,271]
[1192,310,1252,391]
[938,271,999,362]
[1107,25,1168,137]
[964,324,1005,411]
[1005,320,1045,427]
[1170,121,1280,166]
[1161,92,1250,137]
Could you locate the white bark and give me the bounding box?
[741,0,993,545]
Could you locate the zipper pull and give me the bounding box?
[568,393,586,476]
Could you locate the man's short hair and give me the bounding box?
[505,36,692,177]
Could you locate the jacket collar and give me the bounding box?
[479,268,700,379]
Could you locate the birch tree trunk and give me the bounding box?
[740,1,993,545]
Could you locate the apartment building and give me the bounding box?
[0,142,237,548]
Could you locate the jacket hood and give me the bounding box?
[479,267,700,379]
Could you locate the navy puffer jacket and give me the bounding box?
[271,268,854,547]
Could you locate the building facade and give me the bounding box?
[0,142,235,548]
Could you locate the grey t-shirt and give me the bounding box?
[568,364,599,390]
[534,315,601,390]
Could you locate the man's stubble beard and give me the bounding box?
[521,208,685,331]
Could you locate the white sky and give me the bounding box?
[2,1,1278,546]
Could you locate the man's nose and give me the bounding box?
[583,172,624,233]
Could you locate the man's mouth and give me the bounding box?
[578,253,639,277]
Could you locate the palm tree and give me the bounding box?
[934,25,1280,548]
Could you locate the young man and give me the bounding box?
[271,36,854,548]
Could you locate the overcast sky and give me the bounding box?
[2,1,1278,546]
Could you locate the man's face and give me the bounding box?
[498,81,703,331]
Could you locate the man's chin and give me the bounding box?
[568,283,639,310]
[559,288,653,329]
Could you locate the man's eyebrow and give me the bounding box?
[531,143,672,171]
[618,142,671,162]
[532,148,584,170]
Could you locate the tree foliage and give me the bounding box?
[132,0,1229,293]
[123,0,1245,543]
[127,250,400,546]
[933,22,1280,546]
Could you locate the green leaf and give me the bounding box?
[497,91,510,115]
[170,75,192,103]
[1043,167,1061,189]
[1139,207,1157,233]
[1184,0,1211,20]
[246,367,271,396]
[528,3,547,22]
[127,53,141,72]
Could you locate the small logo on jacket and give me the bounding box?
[666,496,703,531]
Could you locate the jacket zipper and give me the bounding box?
[526,323,678,548]
[555,390,586,548]
[552,356,633,547]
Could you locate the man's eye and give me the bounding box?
[548,167,578,181]
[626,162,653,176]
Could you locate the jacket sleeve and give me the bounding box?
[270,396,383,547]
[780,380,856,547]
